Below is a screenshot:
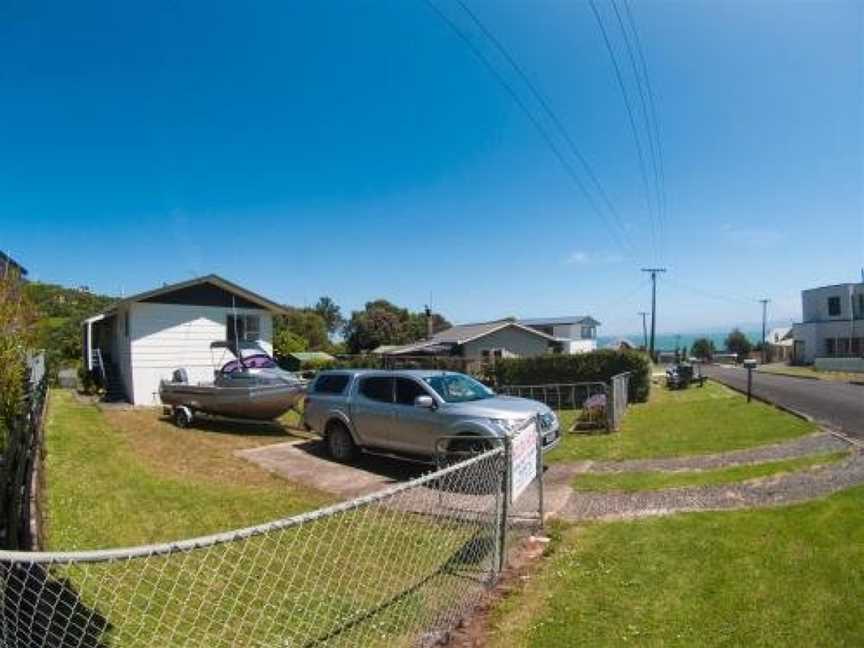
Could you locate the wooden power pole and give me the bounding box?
[641,268,667,360]
[759,298,770,363]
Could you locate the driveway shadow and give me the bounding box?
[290,440,429,483]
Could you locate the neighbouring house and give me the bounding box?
[282,351,336,371]
[377,319,561,359]
[518,316,600,354]
[605,338,637,351]
[792,281,864,369]
[764,326,794,363]
[0,251,28,280]
[82,274,289,405]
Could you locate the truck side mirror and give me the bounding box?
[414,395,435,409]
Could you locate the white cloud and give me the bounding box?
[565,251,590,265]
[564,251,624,266]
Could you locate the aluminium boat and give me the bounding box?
[159,343,308,422]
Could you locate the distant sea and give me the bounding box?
[599,331,761,352]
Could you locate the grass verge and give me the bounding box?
[488,485,864,646]
[548,381,816,463]
[570,451,848,492]
[758,363,862,383]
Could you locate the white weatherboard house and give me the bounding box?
[82,275,288,405]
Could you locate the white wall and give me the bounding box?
[793,320,862,363]
[127,302,273,405]
[802,284,864,322]
[562,339,597,354]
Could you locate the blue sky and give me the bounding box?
[2,0,862,335]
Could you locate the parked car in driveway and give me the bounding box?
[302,370,560,462]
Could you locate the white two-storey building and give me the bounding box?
[792,281,864,368]
[519,316,600,354]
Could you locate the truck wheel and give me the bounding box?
[326,422,356,462]
[173,406,193,428]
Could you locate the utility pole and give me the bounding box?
[638,312,648,350]
[641,268,667,360]
[759,299,770,364]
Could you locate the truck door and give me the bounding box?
[351,376,395,448]
[390,377,441,455]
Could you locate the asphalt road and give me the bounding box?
[702,365,864,438]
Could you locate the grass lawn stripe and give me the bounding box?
[571,451,849,492]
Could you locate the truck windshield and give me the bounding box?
[423,374,494,403]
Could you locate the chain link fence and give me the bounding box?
[0,419,544,647]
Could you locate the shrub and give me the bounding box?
[492,350,652,402]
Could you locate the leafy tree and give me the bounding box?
[1,269,38,434]
[691,338,715,360]
[725,329,753,361]
[273,329,308,359]
[314,296,344,335]
[275,308,330,351]
[23,282,116,381]
[343,300,451,354]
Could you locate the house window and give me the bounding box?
[857,294,864,318]
[824,338,836,356]
[828,296,841,316]
[227,314,261,342]
[581,326,595,339]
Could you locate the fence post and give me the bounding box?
[535,414,544,530]
[497,436,511,574]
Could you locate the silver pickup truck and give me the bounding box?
[302,369,560,462]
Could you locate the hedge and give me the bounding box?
[492,350,652,403]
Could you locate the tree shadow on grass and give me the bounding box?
[1,564,110,647]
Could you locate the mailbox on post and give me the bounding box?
[743,359,757,402]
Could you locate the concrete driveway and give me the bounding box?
[236,439,427,498]
[702,364,864,438]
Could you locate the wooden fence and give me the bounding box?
[0,352,48,550]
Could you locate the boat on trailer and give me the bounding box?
[159,342,308,426]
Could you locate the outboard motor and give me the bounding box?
[172,368,189,384]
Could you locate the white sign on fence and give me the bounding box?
[510,418,538,502]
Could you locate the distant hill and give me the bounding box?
[24,282,116,378]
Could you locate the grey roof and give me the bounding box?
[0,251,27,277]
[87,274,291,320]
[380,319,559,355]
[519,315,601,327]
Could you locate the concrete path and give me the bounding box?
[703,364,864,438]
[236,439,427,497]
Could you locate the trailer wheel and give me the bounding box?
[173,406,193,428]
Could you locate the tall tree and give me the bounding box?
[274,308,329,351]
[314,296,343,335]
[343,300,450,353]
[725,329,753,361]
[691,338,715,360]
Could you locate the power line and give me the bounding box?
[453,0,636,257]
[622,0,667,231]
[589,0,660,264]
[610,0,665,258]
[423,0,632,258]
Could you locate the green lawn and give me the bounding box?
[548,381,816,463]
[488,485,864,646]
[44,390,331,549]
[571,451,848,492]
[41,391,496,646]
[759,363,863,383]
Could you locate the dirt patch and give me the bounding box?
[443,535,551,648]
